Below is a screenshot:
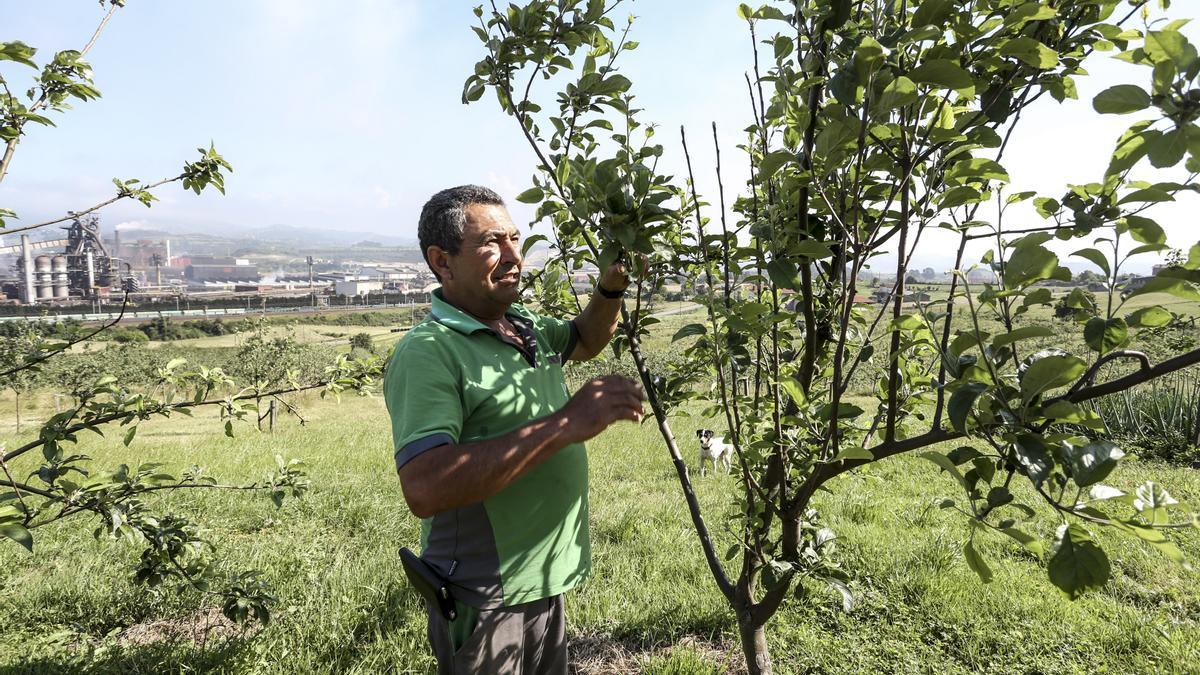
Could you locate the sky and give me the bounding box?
[0,0,1196,274]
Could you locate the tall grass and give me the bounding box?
[1089,370,1200,465]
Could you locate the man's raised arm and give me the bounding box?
[569,261,631,362]
[398,375,644,518]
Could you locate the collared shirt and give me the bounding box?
[384,289,587,608]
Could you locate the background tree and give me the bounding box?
[0,326,38,432]
[468,1,1200,672]
[0,3,383,627]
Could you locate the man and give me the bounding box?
[385,185,645,674]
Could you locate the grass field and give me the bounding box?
[1,386,1198,674]
[2,294,1199,673]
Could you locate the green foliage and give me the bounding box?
[469,1,1200,670]
[348,332,376,355]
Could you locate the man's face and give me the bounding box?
[443,203,523,312]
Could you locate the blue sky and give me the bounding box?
[1,1,1196,273]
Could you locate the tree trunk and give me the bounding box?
[737,613,772,675]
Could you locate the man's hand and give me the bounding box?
[558,375,646,443]
[598,259,631,294]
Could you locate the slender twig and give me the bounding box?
[0,453,32,514]
[0,292,131,379]
[1,175,180,236]
[2,380,333,465]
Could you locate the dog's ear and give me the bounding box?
[695,429,704,438]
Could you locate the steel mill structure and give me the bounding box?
[0,214,124,304]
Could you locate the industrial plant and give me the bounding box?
[0,215,439,316]
[0,214,128,304]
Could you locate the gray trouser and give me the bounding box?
[427,595,567,675]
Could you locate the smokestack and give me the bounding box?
[20,235,35,304]
[165,239,171,267]
[113,226,120,258]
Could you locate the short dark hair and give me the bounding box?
[418,185,504,280]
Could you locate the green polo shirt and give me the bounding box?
[384,289,589,608]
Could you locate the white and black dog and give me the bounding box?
[695,429,733,476]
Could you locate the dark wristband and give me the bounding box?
[597,283,626,299]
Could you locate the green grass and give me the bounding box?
[1,390,1198,674]
[2,291,1198,673]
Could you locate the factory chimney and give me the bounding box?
[20,235,35,304]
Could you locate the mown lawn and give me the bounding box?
[1,387,1197,674]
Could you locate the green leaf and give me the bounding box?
[1128,277,1200,302]
[1122,215,1166,245]
[876,76,918,110]
[1123,524,1184,563]
[766,259,800,290]
[0,523,32,552]
[1144,30,1198,71]
[948,382,988,433]
[0,41,38,68]
[823,577,855,613]
[1092,84,1151,114]
[1147,129,1187,169]
[939,186,984,208]
[817,403,865,420]
[1134,481,1178,527]
[1013,433,1054,486]
[1048,523,1110,599]
[853,37,885,81]
[1118,187,1174,205]
[1071,248,1111,277]
[919,451,969,491]
[1033,197,1059,218]
[912,0,955,28]
[1106,123,1151,178]
[1063,441,1124,487]
[795,240,835,259]
[999,526,1045,558]
[909,59,974,89]
[595,74,632,96]
[736,3,753,20]
[1020,354,1086,403]
[992,326,1053,349]
[779,378,806,407]
[123,425,137,447]
[814,120,856,158]
[947,446,983,465]
[1042,400,1103,429]
[1004,243,1069,289]
[756,150,793,181]
[947,158,1010,184]
[999,36,1059,68]
[963,538,993,583]
[1126,305,1171,327]
[671,323,707,342]
[1084,317,1128,354]
[515,187,544,204]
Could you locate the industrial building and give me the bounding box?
[0,214,127,304]
[184,257,259,283]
